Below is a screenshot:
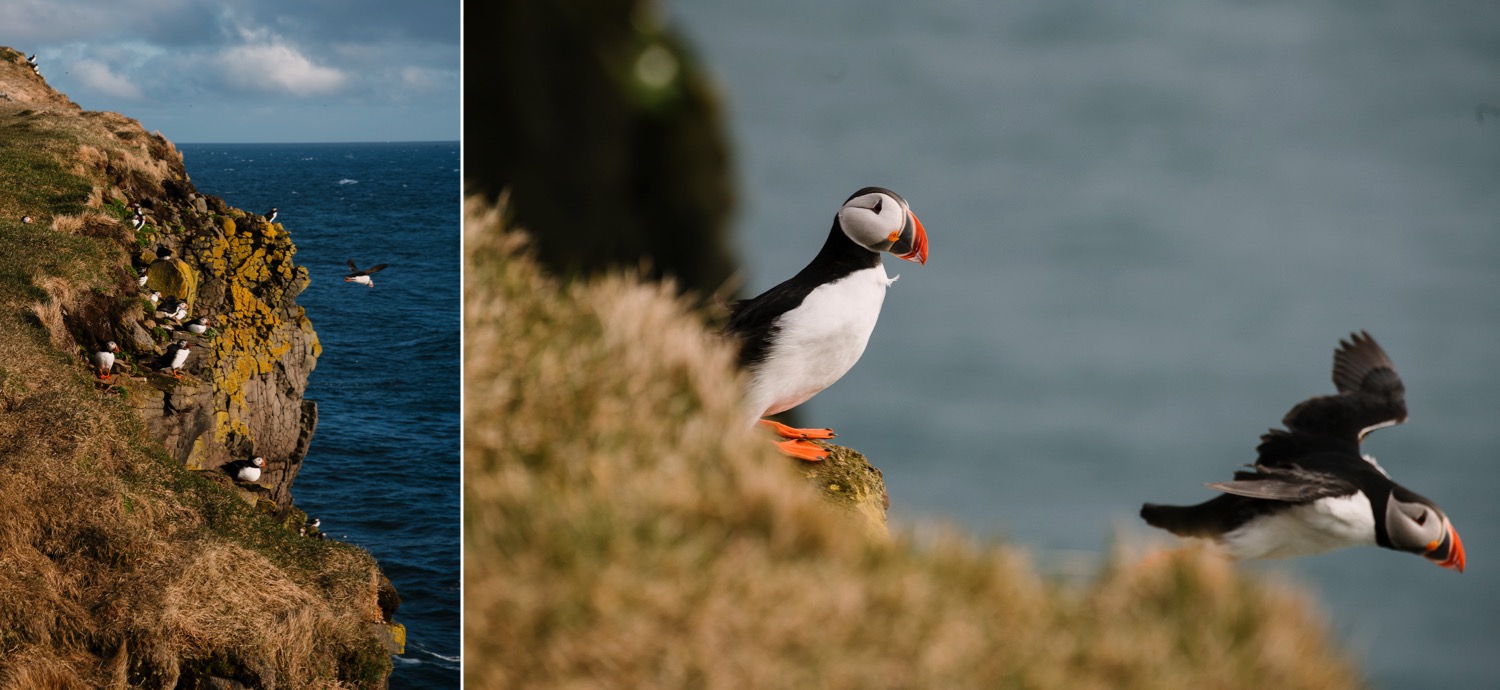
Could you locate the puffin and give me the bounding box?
[155,245,173,261]
[130,210,145,231]
[1140,331,1465,572]
[155,298,187,322]
[344,259,388,287]
[265,207,278,224]
[186,316,211,335]
[137,266,150,287]
[227,456,265,483]
[722,187,928,461]
[93,341,118,381]
[147,291,162,307]
[162,339,191,378]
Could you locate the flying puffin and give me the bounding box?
[226,456,265,483]
[722,187,928,461]
[265,207,278,224]
[344,259,388,287]
[186,316,211,334]
[93,341,118,381]
[1140,332,1465,572]
[162,339,191,378]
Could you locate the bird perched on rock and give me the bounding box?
[93,341,118,381]
[155,298,187,323]
[147,291,162,307]
[344,259,389,287]
[265,207,278,224]
[722,187,928,461]
[186,316,211,335]
[162,339,191,378]
[1141,332,1464,572]
[26,53,38,74]
[226,456,265,483]
[155,245,173,261]
[137,266,150,287]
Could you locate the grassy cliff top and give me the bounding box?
[464,196,1362,689]
[0,47,389,688]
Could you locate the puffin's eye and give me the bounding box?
[871,197,883,215]
[1415,510,1427,526]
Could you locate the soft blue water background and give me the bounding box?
[178,142,460,689]
[672,2,1500,686]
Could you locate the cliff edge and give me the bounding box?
[0,47,398,688]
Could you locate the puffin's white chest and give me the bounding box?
[237,466,262,482]
[748,266,895,417]
[348,275,373,286]
[94,351,115,370]
[1221,493,1376,560]
[170,348,190,369]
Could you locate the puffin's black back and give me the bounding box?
[723,216,882,370]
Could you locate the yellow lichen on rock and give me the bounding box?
[145,257,197,305]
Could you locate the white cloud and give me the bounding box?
[72,58,145,100]
[215,39,347,97]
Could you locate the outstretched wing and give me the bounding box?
[364,264,389,275]
[346,259,359,274]
[1280,331,1407,444]
[1206,463,1358,503]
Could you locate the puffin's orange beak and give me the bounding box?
[894,210,927,265]
[1426,521,1465,573]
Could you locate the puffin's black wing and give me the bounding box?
[346,259,359,274]
[1206,464,1358,503]
[1279,331,1406,444]
[363,263,389,275]
[722,278,819,371]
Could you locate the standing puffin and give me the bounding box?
[94,341,119,381]
[265,207,278,224]
[344,259,389,287]
[1140,332,1465,572]
[186,316,211,335]
[137,266,150,287]
[162,339,191,378]
[723,187,928,461]
[226,456,265,483]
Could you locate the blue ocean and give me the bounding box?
[178,142,460,689]
[673,2,1500,687]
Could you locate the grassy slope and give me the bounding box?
[0,49,387,689]
[464,196,1362,689]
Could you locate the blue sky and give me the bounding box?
[3,0,459,143]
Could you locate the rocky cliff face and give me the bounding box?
[0,46,399,687]
[2,51,321,512]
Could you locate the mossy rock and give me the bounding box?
[146,257,197,306]
[796,443,890,539]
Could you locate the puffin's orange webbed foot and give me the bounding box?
[758,419,836,440]
[774,438,830,462]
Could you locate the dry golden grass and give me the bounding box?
[465,194,1363,690]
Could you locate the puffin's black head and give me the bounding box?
[1385,485,1464,572]
[837,187,928,265]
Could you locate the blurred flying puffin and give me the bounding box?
[93,341,118,381]
[344,259,388,287]
[227,456,265,483]
[265,207,278,224]
[162,339,191,378]
[1141,332,1465,572]
[722,187,928,461]
[186,316,211,334]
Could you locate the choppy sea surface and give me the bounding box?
[672,2,1500,686]
[178,142,460,689]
